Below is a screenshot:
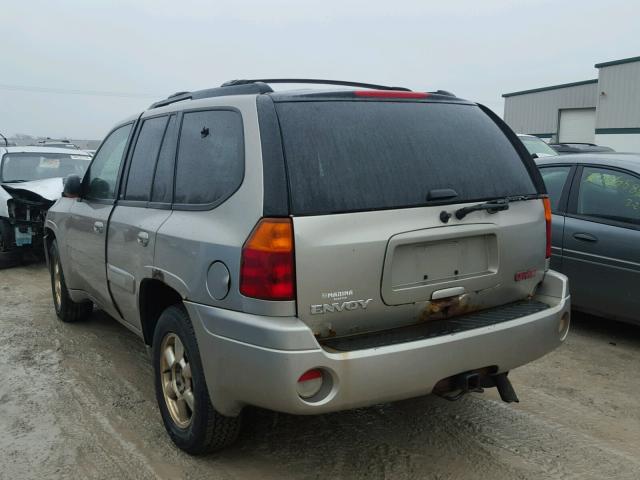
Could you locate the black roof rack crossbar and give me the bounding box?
[221,78,412,92]
[149,82,274,109]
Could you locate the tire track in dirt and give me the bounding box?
[2,264,640,480]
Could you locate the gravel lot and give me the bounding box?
[1,262,640,480]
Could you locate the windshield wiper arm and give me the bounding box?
[455,198,510,220]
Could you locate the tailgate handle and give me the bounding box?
[427,188,458,201]
[432,286,466,300]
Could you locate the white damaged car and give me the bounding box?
[0,146,91,267]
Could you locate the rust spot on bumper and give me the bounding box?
[420,294,482,322]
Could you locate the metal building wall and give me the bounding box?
[595,58,640,152]
[503,81,598,140]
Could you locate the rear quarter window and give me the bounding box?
[539,166,571,211]
[174,109,244,207]
[274,101,538,215]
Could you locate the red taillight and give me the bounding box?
[240,218,295,301]
[298,370,322,382]
[543,198,552,259]
[297,369,324,399]
[354,90,429,99]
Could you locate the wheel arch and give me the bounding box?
[43,226,56,267]
[139,278,184,346]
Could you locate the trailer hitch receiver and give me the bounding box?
[432,369,520,403]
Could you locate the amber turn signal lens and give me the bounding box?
[243,218,293,252]
[240,218,295,301]
[543,198,552,259]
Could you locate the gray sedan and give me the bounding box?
[536,154,640,325]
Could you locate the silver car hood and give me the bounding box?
[1,177,64,202]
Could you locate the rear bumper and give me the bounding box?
[188,270,570,416]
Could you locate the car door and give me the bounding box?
[562,165,640,322]
[106,114,177,330]
[65,123,134,314]
[538,164,576,271]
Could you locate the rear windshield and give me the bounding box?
[519,136,558,157]
[275,101,537,215]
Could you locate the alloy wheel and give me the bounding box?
[53,260,62,309]
[160,333,194,428]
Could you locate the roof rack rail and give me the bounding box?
[433,89,456,97]
[222,78,412,92]
[149,78,416,109]
[149,82,273,109]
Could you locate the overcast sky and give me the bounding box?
[1,0,639,140]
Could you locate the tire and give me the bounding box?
[0,218,12,250]
[48,239,93,322]
[0,219,21,269]
[0,250,21,269]
[153,305,242,454]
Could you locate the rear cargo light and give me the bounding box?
[543,197,552,259]
[240,218,295,301]
[297,369,324,399]
[354,90,429,99]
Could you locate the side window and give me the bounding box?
[124,116,168,201]
[85,124,133,200]
[174,110,244,206]
[540,166,571,212]
[577,167,640,225]
[151,115,178,204]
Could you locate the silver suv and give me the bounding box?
[44,79,571,454]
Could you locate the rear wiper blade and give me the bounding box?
[455,198,509,220]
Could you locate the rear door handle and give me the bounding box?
[573,232,598,242]
[93,221,104,234]
[137,231,149,247]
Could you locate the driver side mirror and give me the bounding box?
[63,174,82,198]
[531,153,539,160]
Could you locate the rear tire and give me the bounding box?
[153,305,242,454]
[48,239,93,322]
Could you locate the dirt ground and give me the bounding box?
[1,262,640,480]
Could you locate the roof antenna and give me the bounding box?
[0,132,8,147]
